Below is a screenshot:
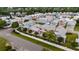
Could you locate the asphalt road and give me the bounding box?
[0,28,43,51]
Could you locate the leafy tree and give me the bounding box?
[23,28,27,33]
[11,22,19,28]
[0,19,6,28]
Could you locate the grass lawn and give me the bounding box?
[75,25,79,31]
[75,23,79,31]
[0,37,10,51]
[65,33,78,48]
[66,33,78,42]
[12,32,64,51]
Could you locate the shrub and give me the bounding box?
[5,46,12,51]
[57,37,64,43]
[17,27,21,31]
[76,19,79,24]
[28,30,33,33]
[42,32,48,37]
[34,32,39,36]
[71,42,78,48]
[24,20,29,22]
[23,28,27,33]
[9,49,16,51]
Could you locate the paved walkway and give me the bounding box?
[15,29,75,51]
[0,28,43,51]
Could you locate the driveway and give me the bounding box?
[0,28,43,51]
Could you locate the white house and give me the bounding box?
[66,19,76,33]
[55,25,66,37]
[22,20,35,29]
[55,25,67,43]
[37,18,48,23]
